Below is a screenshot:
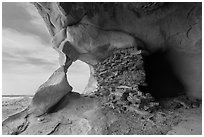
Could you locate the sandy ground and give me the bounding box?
[2,97,32,121]
[2,95,202,135]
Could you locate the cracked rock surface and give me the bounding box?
[93,48,159,114]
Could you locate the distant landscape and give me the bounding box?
[2,95,33,97]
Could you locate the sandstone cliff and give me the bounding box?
[2,2,202,135]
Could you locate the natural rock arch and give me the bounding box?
[2,2,201,135]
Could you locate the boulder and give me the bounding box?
[30,66,72,116]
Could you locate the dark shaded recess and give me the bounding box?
[59,3,85,17]
[143,50,185,100]
[46,92,81,114]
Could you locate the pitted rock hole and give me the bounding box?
[67,60,90,94]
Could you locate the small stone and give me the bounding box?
[37,117,45,122]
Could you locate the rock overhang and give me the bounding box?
[2,2,202,135]
[31,1,202,112]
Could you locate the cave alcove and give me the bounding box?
[142,50,185,100]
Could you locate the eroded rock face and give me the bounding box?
[32,2,202,99]
[3,48,201,135]
[31,66,72,116]
[93,48,159,114]
[2,2,202,135]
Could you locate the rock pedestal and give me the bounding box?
[30,66,72,116]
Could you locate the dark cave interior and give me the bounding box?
[142,50,185,100]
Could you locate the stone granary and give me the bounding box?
[2,2,202,135]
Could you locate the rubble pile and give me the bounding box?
[93,48,159,114]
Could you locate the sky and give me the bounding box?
[2,2,90,95]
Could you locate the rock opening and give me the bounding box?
[67,60,90,94]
